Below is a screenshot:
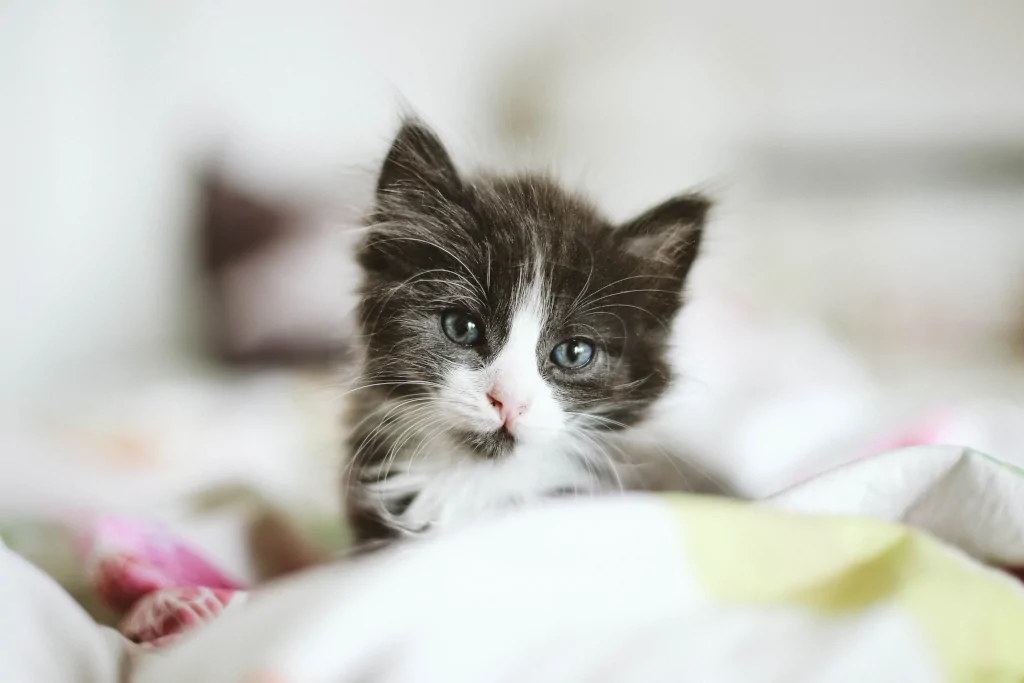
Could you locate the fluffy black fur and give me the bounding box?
[343,120,708,544]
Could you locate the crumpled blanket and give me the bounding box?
[71,442,1024,655]
[4,445,1024,682]
[131,447,1024,683]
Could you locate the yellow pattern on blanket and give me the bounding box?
[678,496,1024,683]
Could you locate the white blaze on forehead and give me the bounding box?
[487,274,546,396]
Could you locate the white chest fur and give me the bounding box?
[363,433,609,535]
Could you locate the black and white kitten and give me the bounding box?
[343,121,707,544]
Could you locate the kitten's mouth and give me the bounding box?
[456,426,516,459]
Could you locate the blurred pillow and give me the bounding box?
[197,170,362,367]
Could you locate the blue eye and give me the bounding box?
[441,310,482,346]
[551,338,594,369]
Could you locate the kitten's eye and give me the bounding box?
[550,338,595,369]
[441,310,483,346]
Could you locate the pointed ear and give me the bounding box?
[619,193,709,283]
[376,120,461,208]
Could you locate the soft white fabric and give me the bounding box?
[766,445,1024,562]
[131,445,1024,683]
[7,445,1024,683]
[0,539,128,683]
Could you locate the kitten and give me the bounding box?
[343,120,707,545]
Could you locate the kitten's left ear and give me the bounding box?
[619,193,709,283]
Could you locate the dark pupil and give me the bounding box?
[565,342,583,361]
[455,317,475,338]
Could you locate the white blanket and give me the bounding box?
[5,445,1024,683]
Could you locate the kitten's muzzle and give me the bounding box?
[456,426,516,460]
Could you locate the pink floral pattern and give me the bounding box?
[75,515,248,647]
[122,586,244,647]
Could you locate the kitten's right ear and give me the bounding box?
[618,193,709,285]
[376,121,461,208]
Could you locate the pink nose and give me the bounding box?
[487,391,528,427]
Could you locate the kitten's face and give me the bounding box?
[355,123,706,470]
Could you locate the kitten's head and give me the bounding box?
[356,121,707,461]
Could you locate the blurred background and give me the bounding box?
[2,0,1024,613]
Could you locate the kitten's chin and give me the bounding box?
[454,427,517,460]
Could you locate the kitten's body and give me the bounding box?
[344,122,706,545]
